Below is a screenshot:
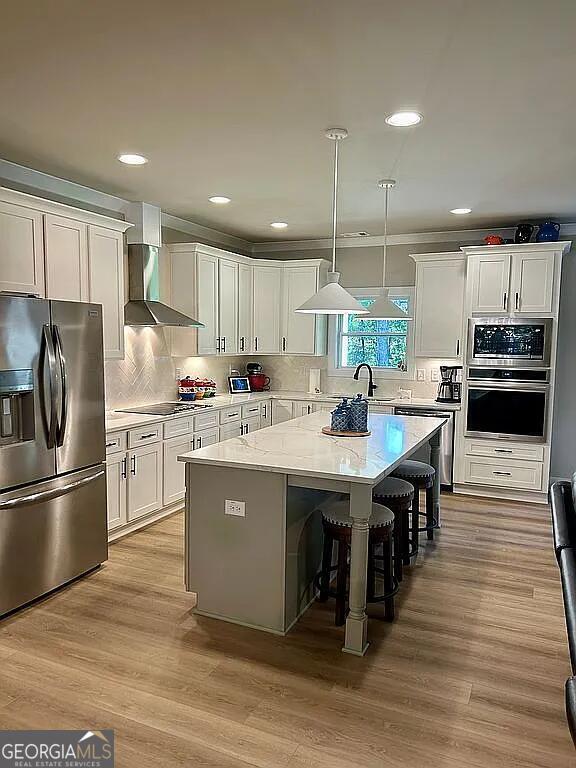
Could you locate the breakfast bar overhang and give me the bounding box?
[179,410,445,656]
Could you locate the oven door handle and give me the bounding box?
[467,383,549,392]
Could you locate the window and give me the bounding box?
[329,288,414,378]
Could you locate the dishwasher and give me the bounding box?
[393,407,455,489]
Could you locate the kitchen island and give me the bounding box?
[179,410,445,655]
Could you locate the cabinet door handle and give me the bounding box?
[222,336,226,352]
[515,292,519,311]
[240,336,245,352]
[121,457,127,479]
[240,423,244,435]
[263,404,267,418]
[282,336,286,352]
[216,337,221,353]
[254,337,258,351]
[503,291,507,310]
[106,441,116,449]
[196,435,202,449]
[130,455,136,476]
[456,339,460,356]
[493,471,511,476]
[228,412,239,418]
[139,432,156,440]
[495,448,513,454]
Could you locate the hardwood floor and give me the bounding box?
[0,493,573,767]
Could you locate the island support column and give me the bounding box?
[344,482,372,656]
[429,428,441,528]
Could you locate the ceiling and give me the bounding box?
[1,0,576,242]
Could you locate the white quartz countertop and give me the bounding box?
[106,391,458,433]
[178,410,446,485]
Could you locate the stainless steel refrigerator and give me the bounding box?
[0,294,108,616]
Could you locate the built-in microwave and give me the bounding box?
[467,317,553,368]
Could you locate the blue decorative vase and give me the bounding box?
[331,399,351,431]
[349,393,369,432]
[536,220,560,242]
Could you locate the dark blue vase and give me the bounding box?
[536,220,560,242]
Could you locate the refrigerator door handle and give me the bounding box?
[0,469,105,510]
[41,324,59,449]
[53,325,68,447]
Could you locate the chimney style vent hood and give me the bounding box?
[124,203,203,328]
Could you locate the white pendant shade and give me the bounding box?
[362,288,412,320]
[296,272,367,314]
[296,127,363,315]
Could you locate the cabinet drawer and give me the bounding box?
[463,456,543,491]
[241,402,261,420]
[465,438,545,462]
[219,405,242,424]
[105,432,127,455]
[194,409,219,431]
[163,416,194,439]
[128,424,162,448]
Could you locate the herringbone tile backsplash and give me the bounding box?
[105,327,177,408]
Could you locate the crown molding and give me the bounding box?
[251,224,576,252]
[161,213,251,253]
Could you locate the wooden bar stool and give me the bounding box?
[391,460,436,551]
[372,476,415,581]
[316,499,397,625]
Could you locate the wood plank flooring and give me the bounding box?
[0,493,574,767]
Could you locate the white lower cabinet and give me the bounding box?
[463,455,543,491]
[220,422,243,441]
[127,442,163,522]
[163,434,193,507]
[294,401,316,417]
[105,453,127,531]
[194,426,220,450]
[243,416,260,434]
[272,399,294,424]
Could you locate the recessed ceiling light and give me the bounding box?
[385,111,423,127]
[450,207,472,215]
[209,196,231,204]
[117,153,148,165]
[270,222,288,229]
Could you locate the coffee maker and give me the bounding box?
[436,365,462,403]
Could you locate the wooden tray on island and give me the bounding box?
[321,426,371,437]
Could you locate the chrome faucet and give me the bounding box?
[353,363,377,398]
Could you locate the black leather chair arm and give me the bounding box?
[566,677,576,748]
[560,547,576,675]
[550,481,576,563]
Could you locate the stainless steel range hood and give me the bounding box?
[124,203,203,327]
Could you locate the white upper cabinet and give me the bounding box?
[0,200,45,295]
[510,251,555,314]
[466,245,561,317]
[88,226,125,359]
[218,259,239,355]
[238,262,253,354]
[44,214,89,302]
[281,264,318,355]
[196,251,219,355]
[468,252,511,314]
[167,244,329,357]
[253,265,282,353]
[412,254,465,358]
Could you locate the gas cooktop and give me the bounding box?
[117,401,214,416]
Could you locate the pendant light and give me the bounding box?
[362,179,412,320]
[296,128,367,315]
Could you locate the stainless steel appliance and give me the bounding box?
[0,294,107,616]
[394,407,455,488]
[436,365,462,404]
[465,367,549,442]
[118,401,213,416]
[467,317,553,368]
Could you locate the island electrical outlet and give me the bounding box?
[225,499,246,517]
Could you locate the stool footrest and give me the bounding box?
[417,511,439,533]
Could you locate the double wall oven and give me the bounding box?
[465,318,553,443]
